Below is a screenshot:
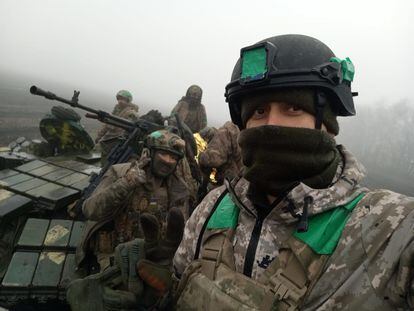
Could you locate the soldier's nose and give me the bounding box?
[160,153,177,164]
[266,110,283,126]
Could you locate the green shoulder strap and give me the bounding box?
[294,193,365,255]
[206,193,239,230]
[206,191,365,255]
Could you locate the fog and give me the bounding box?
[0,0,413,194]
[1,0,413,124]
[337,101,414,194]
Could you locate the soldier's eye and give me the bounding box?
[251,105,269,120]
[284,104,303,115]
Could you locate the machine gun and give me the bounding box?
[30,86,162,217]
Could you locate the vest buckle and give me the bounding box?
[268,269,307,308]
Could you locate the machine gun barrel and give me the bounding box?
[30,85,135,130]
[84,113,133,131]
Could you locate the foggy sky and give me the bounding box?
[0,0,413,125]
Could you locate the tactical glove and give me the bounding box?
[67,208,184,311]
[113,207,185,308]
[124,157,151,187]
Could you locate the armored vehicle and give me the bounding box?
[0,103,101,310]
[0,85,153,310]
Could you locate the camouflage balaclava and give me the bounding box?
[185,85,202,106]
[145,130,185,178]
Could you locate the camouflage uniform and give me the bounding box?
[171,85,207,133]
[173,146,414,310]
[77,132,191,271]
[96,102,139,165]
[95,102,139,143]
[199,121,243,185]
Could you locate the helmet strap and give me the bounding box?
[314,91,327,130]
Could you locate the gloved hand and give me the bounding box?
[113,207,185,308]
[123,158,150,187]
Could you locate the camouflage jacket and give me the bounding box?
[174,146,414,310]
[95,102,139,142]
[77,157,190,266]
[199,121,242,184]
[171,99,207,133]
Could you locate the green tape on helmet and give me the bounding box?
[330,57,355,82]
[241,47,268,81]
[150,131,162,139]
[116,90,133,102]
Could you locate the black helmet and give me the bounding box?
[225,34,357,128]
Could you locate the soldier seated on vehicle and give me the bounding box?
[95,90,139,165]
[198,121,242,188]
[172,35,414,310]
[171,85,207,133]
[76,129,191,273]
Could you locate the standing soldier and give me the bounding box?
[199,121,243,187]
[76,129,190,272]
[171,85,207,133]
[96,90,139,165]
[173,35,414,310]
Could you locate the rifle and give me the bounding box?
[30,86,162,217]
[173,113,202,184]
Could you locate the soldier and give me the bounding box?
[172,35,414,310]
[199,121,242,187]
[76,129,191,273]
[171,85,207,133]
[95,90,139,164]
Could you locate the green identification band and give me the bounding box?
[241,47,268,81]
[330,57,355,82]
[207,191,364,255]
[293,193,365,255]
[207,193,239,230]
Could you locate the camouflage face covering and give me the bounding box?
[151,151,178,178]
[238,125,341,196]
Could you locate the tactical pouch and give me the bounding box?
[177,261,270,310]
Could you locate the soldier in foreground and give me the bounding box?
[173,35,414,310]
[171,85,207,133]
[95,90,139,164]
[76,129,190,273]
[199,121,242,187]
